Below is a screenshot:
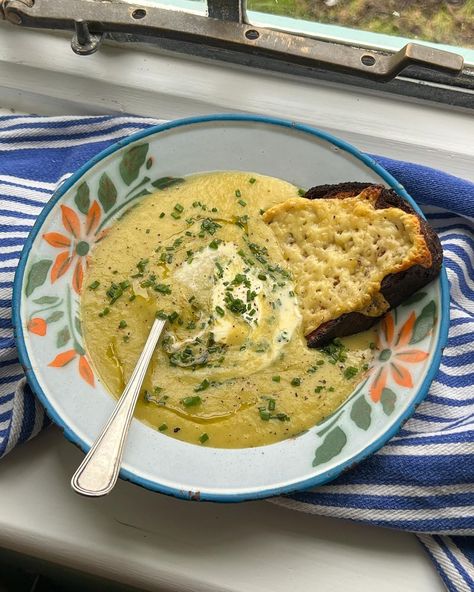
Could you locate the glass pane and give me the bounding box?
[247,0,474,49]
[132,0,206,13]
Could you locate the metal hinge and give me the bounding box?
[1,0,465,81]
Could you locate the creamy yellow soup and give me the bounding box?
[82,172,375,448]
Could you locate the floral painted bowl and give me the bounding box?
[13,115,449,501]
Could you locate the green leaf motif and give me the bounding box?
[313,427,347,467]
[74,341,85,356]
[317,411,344,437]
[57,326,71,348]
[350,396,372,431]
[46,311,64,323]
[146,157,153,170]
[98,173,117,212]
[401,291,427,307]
[410,300,436,344]
[381,388,397,416]
[25,260,52,297]
[74,182,90,214]
[119,144,149,185]
[151,177,184,190]
[75,315,83,336]
[33,296,59,305]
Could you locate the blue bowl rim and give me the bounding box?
[12,113,450,502]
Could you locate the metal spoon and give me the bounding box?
[71,318,167,497]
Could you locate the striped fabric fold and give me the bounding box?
[0,116,472,592]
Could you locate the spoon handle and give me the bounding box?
[71,318,166,497]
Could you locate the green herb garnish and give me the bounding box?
[154,284,172,295]
[181,395,202,407]
[200,218,221,235]
[209,239,221,250]
[158,423,168,432]
[272,375,281,383]
[88,280,100,290]
[344,366,359,379]
[194,379,210,392]
[118,320,127,329]
[291,377,301,387]
[199,433,209,444]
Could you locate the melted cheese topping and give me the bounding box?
[263,195,431,335]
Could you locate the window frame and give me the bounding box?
[2,0,473,108]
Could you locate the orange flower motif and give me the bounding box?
[369,311,429,403]
[28,317,47,336]
[48,349,95,387]
[43,202,101,294]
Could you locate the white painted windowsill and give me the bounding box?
[1,21,472,592]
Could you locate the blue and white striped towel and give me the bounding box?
[0,115,473,591]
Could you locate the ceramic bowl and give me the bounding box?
[13,115,449,501]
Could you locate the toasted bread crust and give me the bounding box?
[304,183,443,347]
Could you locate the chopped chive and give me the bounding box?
[194,379,210,392]
[171,211,181,220]
[215,261,224,278]
[268,398,276,411]
[298,188,306,196]
[259,209,264,215]
[158,423,168,432]
[258,273,267,281]
[209,239,221,250]
[344,366,358,379]
[259,409,271,421]
[317,359,325,365]
[88,280,100,290]
[272,375,281,383]
[168,311,179,323]
[98,307,110,317]
[238,199,247,207]
[275,413,290,422]
[314,386,324,393]
[129,294,136,302]
[235,189,241,197]
[249,177,256,184]
[199,433,209,444]
[156,310,168,320]
[154,284,172,294]
[119,280,130,290]
[159,212,165,218]
[118,320,127,329]
[215,305,225,317]
[291,377,301,387]
[123,335,130,343]
[181,395,202,407]
[369,342,376,350]
[328,386,335,392]
[174,203,184,213]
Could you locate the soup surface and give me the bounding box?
[82,172,375,448]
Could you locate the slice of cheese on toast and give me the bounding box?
[263,183,442,347]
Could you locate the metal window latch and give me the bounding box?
[1,0,464,81]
